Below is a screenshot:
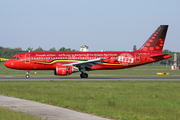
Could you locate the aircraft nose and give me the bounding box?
[4,60,11,68]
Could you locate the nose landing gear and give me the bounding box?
[25,70,30,79]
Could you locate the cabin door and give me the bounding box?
[25,54,30,64]
[135,53,140,63]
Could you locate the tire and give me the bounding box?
[25,75,30,79]
[80,73,88,78]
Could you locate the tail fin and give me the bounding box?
[137,25,168,52]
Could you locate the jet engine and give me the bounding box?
[54,66,73,75]
[54,66,78,76]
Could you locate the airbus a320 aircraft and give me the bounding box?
[5,25,171,78]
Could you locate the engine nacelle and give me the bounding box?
[54,66,73,76]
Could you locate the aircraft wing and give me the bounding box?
[64,58,104,69]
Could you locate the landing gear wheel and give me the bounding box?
[80,73,88,78]
[25,74,30,79]
[25,70,30,79]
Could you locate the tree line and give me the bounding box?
[26,46,76,52]
[0,46,76,59]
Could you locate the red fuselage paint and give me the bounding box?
[4,51,171,70]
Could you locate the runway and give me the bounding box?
[1,78,180,81]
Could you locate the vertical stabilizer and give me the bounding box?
[137,25,168,52]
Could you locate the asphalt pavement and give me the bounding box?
[0,78,180,81]
[0,95,111,120]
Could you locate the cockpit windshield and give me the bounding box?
[11,57,19,60]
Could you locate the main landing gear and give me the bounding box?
[25,70,30,79]
[80,73,88,78]
[80,67,88,78]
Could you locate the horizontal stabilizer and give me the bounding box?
[151,53,171,59]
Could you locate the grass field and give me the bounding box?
[0,106,41,120]
[1,62,180,120]
[0,81,180,120]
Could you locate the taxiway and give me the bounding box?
[0,78,180,81]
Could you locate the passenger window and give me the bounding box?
[17,57,19,60]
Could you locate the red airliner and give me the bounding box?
[5,25,171,78]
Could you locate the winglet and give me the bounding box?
[137,25,168,52]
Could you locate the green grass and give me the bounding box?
[0,81,180,120]
[0,106,41,120]
[1,62,180,119]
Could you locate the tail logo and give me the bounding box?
[138,25,168,52]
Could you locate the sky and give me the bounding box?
[0,0,180,52]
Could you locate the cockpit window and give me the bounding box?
[11,57,19,60]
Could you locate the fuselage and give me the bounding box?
[4,51,171,71]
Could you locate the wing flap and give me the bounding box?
[64,58,104,69]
